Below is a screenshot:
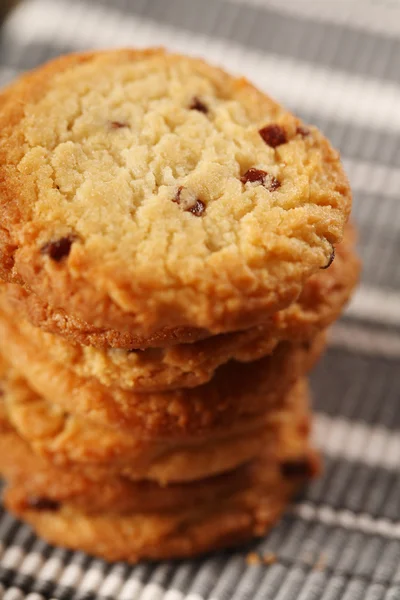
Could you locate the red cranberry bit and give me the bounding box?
[321,246,335,269]
[259,124,287,148]
[173,187,206,216]
[188,199,206,216]
[40,235,76,262]
[189,97,208,114]
[173,186,183,204]
[241,168,280,192]
[280,458,313,479]
[26,496,61,511]
[110,121,129,129]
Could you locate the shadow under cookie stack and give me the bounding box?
[0,49,359,562]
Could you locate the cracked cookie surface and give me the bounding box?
[0,49,351,337]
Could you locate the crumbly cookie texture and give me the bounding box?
[0,48,351,337]
[0,355,311,483]
[1,379,320,562]
[0,296,325,435]
[0,226,358,390]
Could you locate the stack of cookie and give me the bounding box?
[0,49,359,562]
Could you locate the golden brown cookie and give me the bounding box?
[0,49,351,339]
[0,299,325,435]
[0,345,321,482]
[1,382,320,562]
[3,224,359,352]
[0,378,316,515]
[0,226,359,391]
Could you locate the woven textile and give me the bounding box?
[1,1,400,598]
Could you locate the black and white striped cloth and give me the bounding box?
[1,1,400,598]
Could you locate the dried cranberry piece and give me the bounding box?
[259,124,287,148]
[110,121,128,129]
[173,187,206,216]
[241,168,280,191]
[188,200,206,216]
[189,97,208,114]
[40,235,76,262]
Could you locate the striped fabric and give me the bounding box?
[1,1,400,598]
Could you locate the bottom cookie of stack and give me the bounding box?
[0,378,319,562]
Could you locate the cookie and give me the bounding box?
[0,343,321,482]
[0,225,358,392]
[0,281,208,349]
[0,300,326,435]
[1,363,273,483]
[0,48,351,339]
[0,378,315,514]
[4,223,358,352]
[2,384,320,562]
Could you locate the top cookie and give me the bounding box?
[0,49,351,336]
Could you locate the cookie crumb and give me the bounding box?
[246,552,261,565]
[280,457,313,479]
[110,120,129,129]
[173,187,206,216]
[26,497,61,511]
[241,168,280,191]
[321,246,335,269]
[259,124,287,148]
[263,552,276,565]
[189,97,208,113]
[40,235,76,262]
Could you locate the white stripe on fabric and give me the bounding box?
[329,322,400,359]
[119,579,153,600]
[225,0,400,38]
[0,546,26,571]
[291,503,400,540]
[345,285,400,329]
[55,562,84,589]
[343,159,400,200]
[313,413,400,471]
[97,568,126,599]
[13,551,45,577]
[78,562,105,595]
[3,588,25,600]
[35,556,64,587]
[119,578,204,600]
[5,0,400,132]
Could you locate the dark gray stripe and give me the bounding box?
[311,347,400,429]
[79,0,400,84]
